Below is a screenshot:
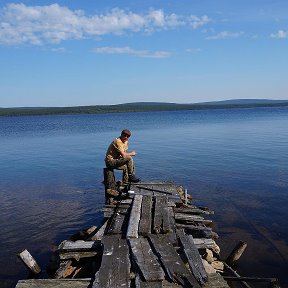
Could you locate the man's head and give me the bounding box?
[120,129,131,142]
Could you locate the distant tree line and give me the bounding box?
[1,102,288,117]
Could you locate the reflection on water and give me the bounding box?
[0,107,288,287]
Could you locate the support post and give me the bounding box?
[18,249,41,274]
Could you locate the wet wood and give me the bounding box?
[18,249,41,274]
[129,238,165,281]
[54,260,73,278]
[127,195,142,238]
[177,229,208,285]
[226,240,247,265]
[139,195,152,235]
[92,235,130,288]
[174,207,213,215]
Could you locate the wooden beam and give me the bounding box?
[127,195,143,238]
[92,235,130,288]
[17,249,41,274]
[177,229,208,285]
[15,279,91,288]
[129,238,165,281]
[139,195,152,235]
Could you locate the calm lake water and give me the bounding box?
[0,107,288,288]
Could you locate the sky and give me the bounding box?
[0,0,288,107]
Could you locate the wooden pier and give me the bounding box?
[15,182,279,288]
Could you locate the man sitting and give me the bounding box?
[105,129,140,184]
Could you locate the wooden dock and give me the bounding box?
[15,182,277,288]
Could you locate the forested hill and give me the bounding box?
[1,100,288,117]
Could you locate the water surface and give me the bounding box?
[0,107,287,287]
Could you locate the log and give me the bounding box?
[226,241,247,265]
[18,249,41,274]
[127,195,143,238]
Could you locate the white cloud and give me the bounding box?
[0,3,210,45]
[92,46,171,58]
[206,31,244,40]
[270,30,288,39]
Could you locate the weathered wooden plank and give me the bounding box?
[58,240,101,251]
[148,234,201,288]
[93,235,130,288]
[177,229,208,285]
[174,207,213,215]
[135,275,163,287]
[15,279,91,288]
[127,195,143,238]
[129,238,165,281]
[174,213,204,221]
[106,212,126,235]
[175,223,212,232]
[90,220,108,241]
[193,238,220,253]
[168,207,177,245]
[59,251,98,260]
[154,196,170,234]
[139,195,152,235]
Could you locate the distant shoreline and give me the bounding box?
[1,102,288,117]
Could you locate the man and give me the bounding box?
[105,129,140,183]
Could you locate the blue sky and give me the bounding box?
[0,0,288,107]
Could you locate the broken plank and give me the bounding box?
[15,279,92,288]
[135,274,163,287]
[174,207,213,215]
[106,212,126,235]
[127,195,143,238]
[92,235,130,288]
[90,220,108,241]
[139,195,152,235]
[54,260,73,279]
[193,238,220,253]
[129,238,165,281]
[148,234,201,288]
[59,251,98,261]
[154,196,170,234]
[58,240,101,252]
[177,229,208,285]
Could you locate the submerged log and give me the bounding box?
[18,249,41,274]
[226,241,247,266]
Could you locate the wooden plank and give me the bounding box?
[154,196,170,234]
[90,220,108,240]
[129,238,165,281]
[193,238,220,253]
[17,249,41,274]
[205,273,230,288]
[15,279,91,288]
[174,213,204,221]
[174,207,213,215]
[139,195,152,235]
[59,251,98,260]
[177,229,208,285]
[135,275,163,287]
[58,240,101,251]
[93,235,130,288]
[148,234,201,288]
[127,195,143,238]
[168,207,177,245]
[106,212,126,235]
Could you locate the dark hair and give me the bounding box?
[121,129,131,137]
